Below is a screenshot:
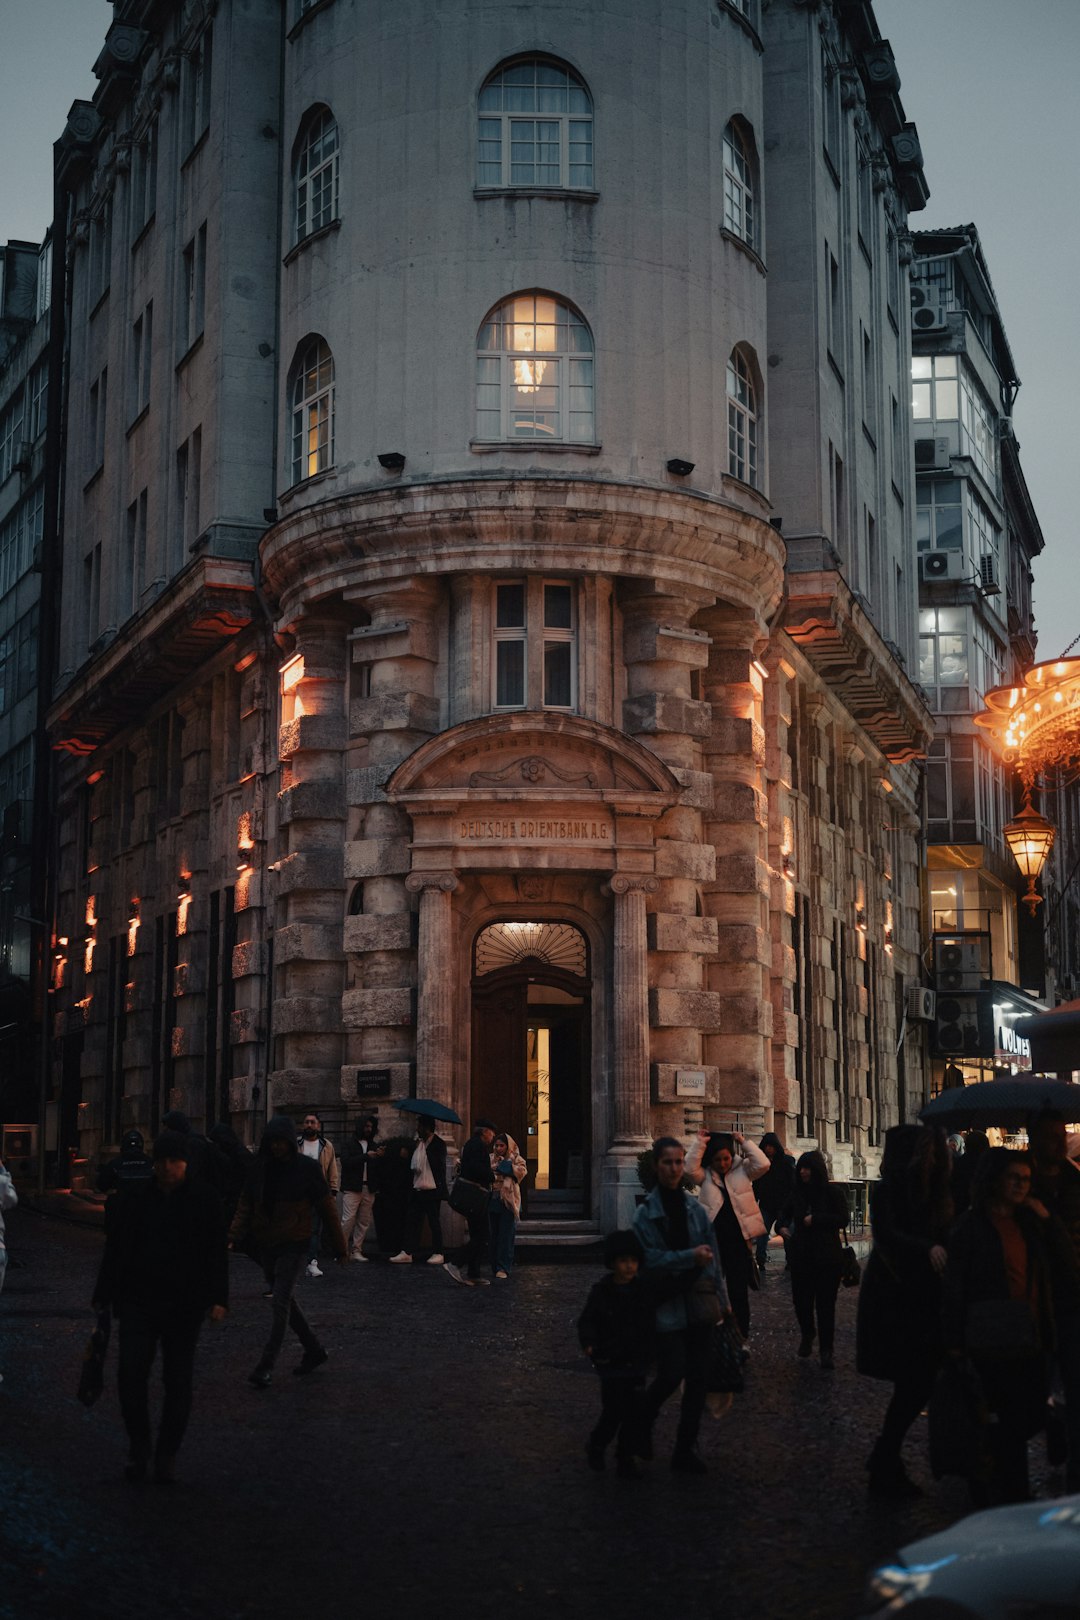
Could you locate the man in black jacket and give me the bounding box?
[389,1116,449,1268]
[92,1130,228,1484]
[445,1117,496,1287]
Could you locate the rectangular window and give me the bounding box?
[129,302,153,422]
[826,245,840,359]
[130,121,158,238]
[176,425,202,564]
[862,327,875,433]
[0,388,24,485]
[886,228,900,319]
[916,477,962,553]
[180,225,207,356]
[36,239,52,319]
[919,605,969,711]
[822,49,841,162]
[492,578,576,711]
[181,26,213,153]
[960,372,997,491]
[911,353,958,423]
[890,392,903,490]
[88,199,112,306]
[829,444,846,557]
[27,358,48,441]
[122,490,147,620]
[0,604,39,716]
[857,146,874,257]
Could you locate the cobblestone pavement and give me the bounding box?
[0,1204,1067,1620]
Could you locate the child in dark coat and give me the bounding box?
[577,1229,688,1478]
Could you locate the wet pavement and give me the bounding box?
[0,1203,1067,1620]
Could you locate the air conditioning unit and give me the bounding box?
[920,550,965,582]
[914,436,953,471]
[906,986,936,1022]
[910,285,948,330]
[979,553,1001,595]
[935,938,983,993]
[932,992,983,1058]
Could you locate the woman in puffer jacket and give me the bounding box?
[686,1131,769,1338]
[488,1132,527,1280]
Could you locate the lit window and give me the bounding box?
[722,121,756,248]
[726,348,759,486]
[493,578,576,711]
[475,293,594,443]
[477,60,593,190]
[295,108,339,242]
[289,337,335,484]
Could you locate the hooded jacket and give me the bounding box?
[0,1160,16,1256]
[93,1172,228,1318]
[753,1133,796,1225]
[230,1117,346,1256]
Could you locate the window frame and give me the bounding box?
[491,577,577,713]
[722,120,756,250]
[726,347,759,487]
[475,293,595,445]
[289,336,335,486]
[294,107,340,244]
[476,59,594,193]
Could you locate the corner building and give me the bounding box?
[49,0,930,1224]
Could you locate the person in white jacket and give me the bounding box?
[686,1130,769,1338]
[0,1155,17,1383]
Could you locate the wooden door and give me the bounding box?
[470,979,528,1152]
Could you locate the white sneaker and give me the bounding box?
[305,1261,322,1278]
[426,1253,445,1266]
[389,1251,412,1264]
[495,1269,509,1280]
[349,1252,368,1263]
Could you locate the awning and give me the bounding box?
[1015,996,1080,1077]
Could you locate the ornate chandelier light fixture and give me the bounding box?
[974,656,1080,912]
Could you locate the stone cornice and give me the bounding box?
[260,476,784,633]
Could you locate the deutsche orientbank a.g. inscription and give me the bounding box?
[458,815,612,842]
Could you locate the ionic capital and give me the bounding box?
[405,871,459,895]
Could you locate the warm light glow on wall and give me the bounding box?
[127,899,141,958]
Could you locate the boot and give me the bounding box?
[866,1442,923,1500]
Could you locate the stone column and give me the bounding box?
[601,873,657,1229]
[404,871,458,1109]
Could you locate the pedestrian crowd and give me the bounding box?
[11,1104,1078,1497]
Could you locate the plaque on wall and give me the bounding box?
[675,1069,707,1098]
[355,1070,391,1098]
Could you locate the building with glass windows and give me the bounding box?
[0,235,53,1143]
[911,225,1048,1083]
[45,0,932,1222]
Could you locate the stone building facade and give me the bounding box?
[47,0,932,1220]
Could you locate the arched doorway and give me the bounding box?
[471,921,591,1217]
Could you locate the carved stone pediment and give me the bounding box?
[387,713,679,800]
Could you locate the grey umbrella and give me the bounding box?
[920,1077,1080,1130]
[390,1098,462,1126]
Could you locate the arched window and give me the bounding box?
[722,121,756,249]
[726,348,759,486]
[290,336,335,484]
[477,59,593,190]
[476,293,594,443]
[295,107,339,243]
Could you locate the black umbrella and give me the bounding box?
[390,1098,462,1125]
[920,1077,1080,1130]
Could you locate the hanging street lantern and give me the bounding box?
[1002,789,1056,915]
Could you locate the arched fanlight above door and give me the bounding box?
[474,920,587,978]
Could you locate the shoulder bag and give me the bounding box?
[448,1175,489,1221]
[840,1232,862,1289]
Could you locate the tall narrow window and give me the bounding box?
[289,336,335,483]
[181,26,213,153]
[726,348,759,486]
[477,59,593,190]
[492,578,576,711]
[180,225,207,356]
[475,293,594,443]
[129,302,153,422]
[722,120,756,249]
[295,108,339,242]
[130,121,158,238]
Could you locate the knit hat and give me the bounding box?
[151,1129,190,1163]
[603,1229,644,1268]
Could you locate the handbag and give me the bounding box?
[448,1176,489,1220]
[840,1240,862,1289]
[77,1309,111,1408]
[706,1318,745,1395]
[684,1270,723,1326]
[964,1297,1039,1359]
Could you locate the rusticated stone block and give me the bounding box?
[344,839,411,879]
[268,1068,340,1107]
[709,854,771,894]
[340,1061,413,1101]
[171,1023,205,1057]
[232,940,270,978]
[234,870,266,911]
[342,987,414,1028]
[654,840,716,882]
[344,914,414,954]
[704,716,765,765]
[272,995,339,1035]
[350,692,440,735]
[623,693,712,738]
[278,781,346,825]
[670,768,714,810]
[648,988,724,1031]
[347,764,394,805]
[231,1008,266,1044]
[350,620,438,663]
[651,1062,721,1103]
[709,780,767,823]
[713,923,771,965]
[709,649,754,685]
[279,712,348,759]
[275,849,344,893]
[624,622,711,667]
[717,995,773,1035]
[273,923,342,964]
[647,913,719,954]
